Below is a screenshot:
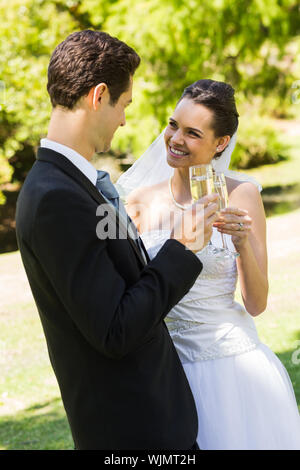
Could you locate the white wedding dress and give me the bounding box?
[142,227,300,450]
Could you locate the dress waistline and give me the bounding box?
[166,319,260,363]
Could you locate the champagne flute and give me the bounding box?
[189,164,219,254]
[190,164,214,201]
[213,171,239,259]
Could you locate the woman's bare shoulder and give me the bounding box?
[226,176,261,199]
[226,177,265,225]
[126,180,169,232]
[126,180,168,207]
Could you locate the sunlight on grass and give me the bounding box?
[235,208,300,410]
[0,300,73,449]
[244,133,300,189]
[0,398,73,450]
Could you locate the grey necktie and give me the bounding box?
[96,170,120,209]
[96,170,147,263]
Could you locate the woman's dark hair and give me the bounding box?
[179,79,239,158]
[47,30,140,109]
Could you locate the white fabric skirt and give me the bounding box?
[183,343,300,450]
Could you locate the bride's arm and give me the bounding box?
[216,182,268,317]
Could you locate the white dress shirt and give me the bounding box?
[40,138,147,263]
[40,138,97,186]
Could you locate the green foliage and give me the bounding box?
[0,0,79,195]
[0,0,299,188]
[104,0,300,155]
[230,113,290,169]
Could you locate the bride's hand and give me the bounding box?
[171,194,219,253]
[213,207,252,251]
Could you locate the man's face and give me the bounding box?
[93,77,133,154]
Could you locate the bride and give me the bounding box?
[116,79,300,450]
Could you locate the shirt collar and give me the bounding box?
[40,138,97,186]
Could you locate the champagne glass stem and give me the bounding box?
[220,232,228,250]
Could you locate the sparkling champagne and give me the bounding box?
[190,175,214,202]
[211,171,239,258]
[189,164,214,202]
[213,179,228,210]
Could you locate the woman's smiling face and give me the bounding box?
[164,97,221,169]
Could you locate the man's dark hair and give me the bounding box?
[47,30,140,109]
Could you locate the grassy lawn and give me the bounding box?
[236,208,300,409]
[0,299,73,450]
[244,126,300,217]
[0,126,299,450]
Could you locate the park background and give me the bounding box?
[0,0,300,449]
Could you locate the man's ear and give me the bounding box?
[87,83,109,110]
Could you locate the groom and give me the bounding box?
[16,30,217,450]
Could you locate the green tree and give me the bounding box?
[102,0,300,158]
[0,0,80,187]
[0,0,299,195]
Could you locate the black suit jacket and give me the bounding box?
[15,147,203,450]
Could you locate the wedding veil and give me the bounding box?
[115,129,262,200]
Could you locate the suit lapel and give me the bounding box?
[36,147,146,267]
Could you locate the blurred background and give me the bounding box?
[0,0,300,449]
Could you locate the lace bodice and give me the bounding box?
[142,228,260,363]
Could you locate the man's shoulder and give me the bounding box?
[18,159,94,219]
[24,158,86,193]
